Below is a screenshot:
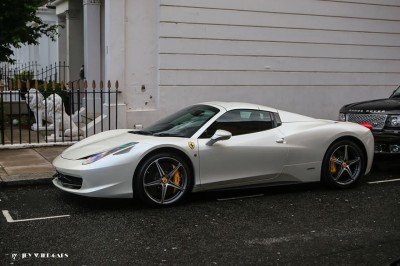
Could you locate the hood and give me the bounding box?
[340,98,400,114]
[61,129,151,160]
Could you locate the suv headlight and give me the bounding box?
[387,115,400,127]
[338,113,346,122]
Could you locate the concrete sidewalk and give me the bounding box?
[0,146,68,186]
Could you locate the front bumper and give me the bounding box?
[372,130,400,153]
[52,153,139,198]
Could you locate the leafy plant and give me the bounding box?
[14,71,34,81]
[0,0,59,63]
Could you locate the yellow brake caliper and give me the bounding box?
[172,164,181,192]
[330,156,337,174]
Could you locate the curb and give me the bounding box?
[0,177,53,187]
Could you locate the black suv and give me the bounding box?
[339,86,400,153]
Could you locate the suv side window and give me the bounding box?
[200,109,276,138]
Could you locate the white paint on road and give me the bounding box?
[245,228,373,247]
[368,178,400,184]
[2,210,70,223]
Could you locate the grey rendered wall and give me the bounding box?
[127,0,400,126]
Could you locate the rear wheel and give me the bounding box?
[133,153,192,207]
[321,140,365,188]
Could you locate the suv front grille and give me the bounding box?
[347,113,387,129]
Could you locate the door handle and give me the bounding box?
[276,138,286,144]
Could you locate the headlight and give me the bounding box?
[338,113,346,122]
[81,142,138,165]
[387,115,400,127]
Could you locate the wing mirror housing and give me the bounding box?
[206,129,232,146]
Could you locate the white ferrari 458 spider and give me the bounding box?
[53,102,374,206]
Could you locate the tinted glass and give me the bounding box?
[200,109,275,138]
[391,86,400,98]
[134,105,219,138]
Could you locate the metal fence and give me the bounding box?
[0,61,68,91]
[0,79,121,147]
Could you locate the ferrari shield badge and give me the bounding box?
[188,141,196,150]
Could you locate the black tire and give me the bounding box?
[133,153,193,207]
[321,140,366,188]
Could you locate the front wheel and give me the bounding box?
[321,140,365,188]
[133,153,193,207]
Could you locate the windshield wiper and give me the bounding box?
[153,132,182,137]
[131,130,154,135]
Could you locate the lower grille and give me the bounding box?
[347,114,387,129]
[56,172,83,189]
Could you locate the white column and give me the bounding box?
[57,15,68,81]
[65,9,83,82]
[103,0,126,129]
[83,0,101,113]
[104,0,125,90]
[83,0,101,83]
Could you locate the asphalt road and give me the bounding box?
[1,156,400,266]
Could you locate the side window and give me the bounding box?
[200,109,275,138]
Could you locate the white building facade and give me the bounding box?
[10,7,58,74]
[56,0,400,127]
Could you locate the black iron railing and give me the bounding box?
[0,79,121,146]
[0,61,68,91]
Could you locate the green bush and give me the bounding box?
[14,71,34,81]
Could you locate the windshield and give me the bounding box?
[134,105,220,138]
[390,86,400,98]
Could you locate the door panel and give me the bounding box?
[197,128,288,189]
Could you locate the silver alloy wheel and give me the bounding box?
[328,144,362,186]
[142,156,188,205]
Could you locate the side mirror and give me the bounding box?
[206,129,232,146]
